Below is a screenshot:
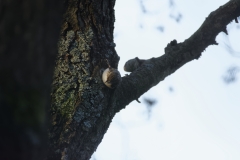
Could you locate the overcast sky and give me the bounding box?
[91,0,240,159]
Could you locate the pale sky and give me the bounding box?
[91,0,240,160]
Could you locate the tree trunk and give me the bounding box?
[0,1,63,160]
[48,0,119,159]
[1,0,239,160]
[48,0,240,160]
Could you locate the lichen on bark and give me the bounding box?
[50,26,95,141]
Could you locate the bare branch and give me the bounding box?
[113,0,240,113]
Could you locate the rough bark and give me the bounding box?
[48,0,240,160]
[48,0,118,159]
[0,0,63,160]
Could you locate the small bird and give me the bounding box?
[102,59,122,89]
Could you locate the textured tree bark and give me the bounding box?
[48,0,240,160]
[48,0,119,159]
[0,0,63,160]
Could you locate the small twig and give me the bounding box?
[223,27,228,35]
[235,17,239,23]
[136,98,141,103]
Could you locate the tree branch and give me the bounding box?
[113,0,240,113]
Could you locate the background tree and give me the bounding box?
[0,0,63,160]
